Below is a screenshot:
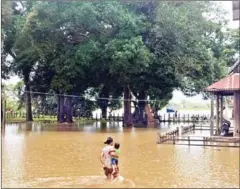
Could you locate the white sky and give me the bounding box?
[2,1,239,104]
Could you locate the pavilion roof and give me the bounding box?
[205,73,240,92]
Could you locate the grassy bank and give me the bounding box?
[5,117,95,125]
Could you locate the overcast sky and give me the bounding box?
[2,1,239,104]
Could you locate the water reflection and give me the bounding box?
[2,123,239,188]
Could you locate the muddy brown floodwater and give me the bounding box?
[2,122,239,188]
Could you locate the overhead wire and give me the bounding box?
[2,89,163,102]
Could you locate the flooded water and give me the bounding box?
[2,122,239,188]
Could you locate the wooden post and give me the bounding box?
[122,113,124,126]
[188,136,190,145]
[220,95,223,133]
[173,136,175,144]
[210,94,214,136]
[233,92,240,136]
[216,94,219,135]
[2,99,6,125]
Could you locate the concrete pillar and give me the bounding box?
[210,94,214,136]
[233,92,240,136]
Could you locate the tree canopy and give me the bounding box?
[1,1,237,125]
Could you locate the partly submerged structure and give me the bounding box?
[204,1,240,137]
[205,73,240,136]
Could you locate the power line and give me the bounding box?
[3,89,164,103]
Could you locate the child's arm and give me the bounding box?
[109,150,118,158]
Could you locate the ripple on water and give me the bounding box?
[25,176,136,188]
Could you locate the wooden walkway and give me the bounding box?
[157,125,240,148]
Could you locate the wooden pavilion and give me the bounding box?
[205,73,240,136]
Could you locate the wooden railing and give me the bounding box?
[158,125,195,144]
[157,125,240,148]
[5,111,210,123]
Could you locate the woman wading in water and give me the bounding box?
[100,137,119,180]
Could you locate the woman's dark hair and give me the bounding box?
[104,137,113,144]
[114,143,120,149]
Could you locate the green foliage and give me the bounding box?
[2,82,25,111]
[222,28,240,67]
[2,0,236,118]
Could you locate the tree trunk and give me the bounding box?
[133,90,147,127]
[123,86,132,127]
[65,96,73,123]
[57,96,60,122]
[97,86,109,119]
[24,76,33,122]
[1,99,3,122]
[58,95,65,123]
[101,105,108,119]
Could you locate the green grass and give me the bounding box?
[5,116,95,125]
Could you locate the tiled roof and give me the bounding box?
[205,73,240,92]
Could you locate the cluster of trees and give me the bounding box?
[1,1,239,126]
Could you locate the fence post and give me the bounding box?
[2,99,6,125]
[173,135,175,144]
[188,136,190,145]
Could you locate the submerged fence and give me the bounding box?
[5,111,210,123]
[157,124,240,148]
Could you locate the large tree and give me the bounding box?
[2,1,38,121]
[2,1,233,127]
